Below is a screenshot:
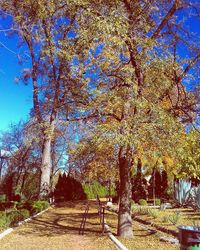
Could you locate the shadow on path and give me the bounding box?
[17,201,102,237]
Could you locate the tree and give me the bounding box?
[68,134,118,183]
[54,173,86,201]
[148,168,162,202]
[1,0,199,238]
[0,0,90,197]
[176,129,200,178]
[161,170,169,200]
[76,0,199,237]
[0,121,41,200]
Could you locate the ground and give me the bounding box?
[0,200,178,250]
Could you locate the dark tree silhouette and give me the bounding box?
[148,168,162,199]
[0,173,13,201]
[54,173,86,202]
[131,159,147,202]
[160,170,169,199]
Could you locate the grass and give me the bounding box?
[131,205,200,232]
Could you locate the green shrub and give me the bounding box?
[191,186,200,210]
[131,200,136,209]
[138,199,148,206]
[148,209,159,219]
[7,208,31,226]
[0,194,6,202]
[19,209,30,219]
[168,211,181,225]
[7,211,24,226]
[83,181,108,199]
[137,207,149,215]
[162,215,169,223]
[132,207,138,217]
[31,201,49,214]
[0,212,10,228]
[40,201,49,210]
[155,198,161,206]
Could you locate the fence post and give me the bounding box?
[102,206,105,234]
[79,203,89,235]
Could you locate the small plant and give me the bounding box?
[190,186,200,210]
[138,199,148,206]
[174,180,191,207]
[0,212,10,228]
[19,209,30,219]
[132,207,138,217]
[31,201,49,214]
[191,220,200,227]
[137,207,149,215]
[0,194,6,202]
[155,198,161,206]
[168,211,181,225]
[162,215,169,223]
[131,200,135,206]
[148,209,159,219]
[7,211,24,226]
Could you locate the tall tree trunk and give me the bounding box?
[40,137,52,198]
[117,146,133,238]
[40,119,56,198]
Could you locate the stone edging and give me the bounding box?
[104,222,128,250]
[134,216,178,238]
[0,206,51,240]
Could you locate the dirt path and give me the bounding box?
[0,201,178,250]
[0,201,115,250]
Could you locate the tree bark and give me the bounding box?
[40,136,52,198]
[117,146,133,238]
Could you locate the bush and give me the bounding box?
[148,209,159,219]
[31,201,49,214]
[0,212,10,229]
[190,186,200,210]
[19,209,30,219]
[83,181,108,199]
[7,211,24,226]
[132,207,138,217]
[138,199,148,206]
[155,198,161,206]
[168,211,181,225]
[162,215,169,223]
[0,194,6,202]
[137,207,149,215]
[7,208,30,226]
[174,180,191,207]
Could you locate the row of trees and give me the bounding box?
[0,0,200,238]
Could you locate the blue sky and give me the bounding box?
[0,31,32,132]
